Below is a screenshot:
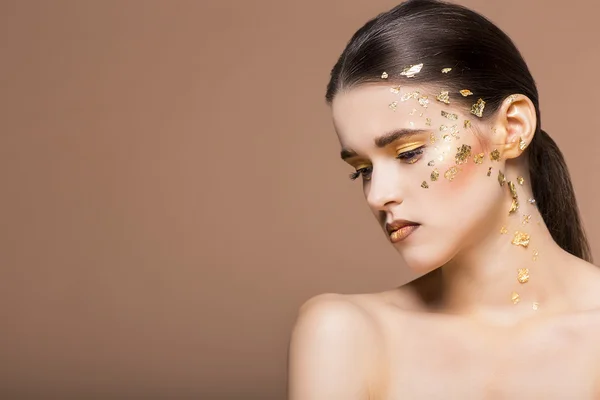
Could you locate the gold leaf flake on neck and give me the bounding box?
[401,91,420,101]
[431,169,440,181]
[511,292,521,305]
[470,98,486,117]
[441,67,452,73]
[389,101,398,111]
[460,89,474,97]
[487,167,492,176]
[441,110,458,121]
[517,176,525,185]
[528,198,536,204]
[498,170,505,186]
[522,215,531,224]
[455,144,472,165]
[512,231,530,248]
[464,120,472,129]
[400,63,424,78]
[490,149,501,161]
[517,268,530,284]
[500,226,508,234]
[508,181,519,215]
[444,166,460,181]
[532,250,539,261]
[437,91,450,104]
[390,86,401,94]
[473,153,484,164]
[381,72,389,79]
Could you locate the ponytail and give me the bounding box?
[528,129,592,262]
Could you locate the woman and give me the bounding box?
[287,0,600,398]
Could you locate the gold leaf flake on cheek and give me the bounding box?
[389,101,398,111]
[401,91,420,101]
[418,96,429,108]
[460,89,474,97]
[430,132,437,144]
[500,226,508,234]
[512,231,530,248]
[511,292,521,305]
[390,86,401,94]
[498,170,506,186]
[431,169,440,181]
[436,91,450,104]
[464,120,471,129]
[427,160,436,167]
[508,181,519,215]
[487,167,492,176]
[522,215,532,224]
[455,144,472,165]
[441,67,452,73]
[473,153,484,164]
[517,176,525,185]
[400,63,424,78]
[441,110,458,121]
[490,149,501,161]
[381,72,389,79]
[421,181,429,189]
[470,98,486,117]
[517,268,530,284]
[425,118,432,126]
[444,166,460,181]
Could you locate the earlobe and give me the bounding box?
[496,95,536,160]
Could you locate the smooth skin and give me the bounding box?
[287,84,600,399]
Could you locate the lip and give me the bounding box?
[385,219,420,243]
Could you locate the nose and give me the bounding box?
[365,164,404,211]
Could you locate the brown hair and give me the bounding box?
[325,0,592,261]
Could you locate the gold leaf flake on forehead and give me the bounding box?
[430,132,437,144]
[437,91,450,104]
[418,96,429,108]
[410,122,415,128]
[500,226,508,234]
[460,89,474,97]
[389,101,398,111]
[487,167,492,176]
[490,149,501,161]
[512,231,530,248]
[381,72,389,79]
[464,120,472,129]
[440,125,448,132]
[517,268,530,284]
[455,144,471,165]
[444,166,460,181]
[470,98,486,118]
[425,118,432,126]
[441,67,452,73]
[409,108,417,116]
[431,169,440,181]
[511,292,521,305]
[400,63,424,78]
[522,215,532,224]
[508,181,519,215]
[421,181,429,189]
[517,176,525,185]
[473,153,484,164]
[390,86,401,94]
[498,170,506,187]
[419,112,424,117]
[441,110,459,121]
[401,91,421,101]
[428,160,436,167]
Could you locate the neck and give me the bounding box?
[408,175,576,324]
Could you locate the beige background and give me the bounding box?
[1,0,599,398]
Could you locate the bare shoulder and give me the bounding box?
[287,293,387,400]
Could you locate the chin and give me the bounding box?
[392,240,452,275]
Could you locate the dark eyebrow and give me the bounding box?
[340,128,429,160]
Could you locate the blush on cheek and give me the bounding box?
[428,145,486,193]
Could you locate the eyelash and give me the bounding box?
[349,146,426,181]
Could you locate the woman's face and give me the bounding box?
[332,84,508,273]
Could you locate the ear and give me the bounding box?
[489,95,537,160]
